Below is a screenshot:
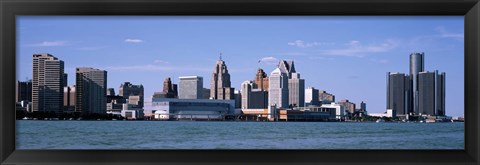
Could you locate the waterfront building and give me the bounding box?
[386,72,409,115]
[106,94,126,116]
[320,103,346,120]
[319,90,335,104]
[369,109,395,118]
[151,98,236,120]
[210,55,235,100]
[254,68,269,91]
[178,76,203,99]
[32,53,65,113]
[241,80,268,109]
[16,80,32,103]
[288,72,305,107]
[386,52,446,116]
[305,87,320,106]
[76,67,107,115]
[418,71,446,116]
[120,103,144,120]
[410,52,424,115]
[119,82,144,108]
[63,85,75,113]
[202,88,210,99]
[337,100,356,115]
[268,67,289,109]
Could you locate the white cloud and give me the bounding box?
[258,56,279,64]
[435,26,463,40]
[320,39,399,57]
[29,41,67,47]
[288,40,334,48]
[124,39,144,43]
[153,60,170,64]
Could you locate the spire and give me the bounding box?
[219,52,223,61]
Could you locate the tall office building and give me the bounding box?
[255,68,269,91]
[179,76,203,99]
[288,72,305,107]
[418,71,445,116]
[410,52,424,114]
[305,87,319,106]
[387,52,446,116]
[16,80,32,103]
[278,60,305,107]
[63,85,75,112]
[268,67,289,108]
[386,72,408,115]
[162,77,177,98]
[119,82,144,108]
[32,53,65,113]
[63,73,68,87]
[76,67,107,115]
[241,80,268,109]
[210,55,234,100]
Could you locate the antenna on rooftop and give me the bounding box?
[219,52,223,61]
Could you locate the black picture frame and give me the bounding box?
[1,0,479,164]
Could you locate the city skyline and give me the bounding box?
[17,16,464,116]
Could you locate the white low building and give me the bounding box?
[120,103,144,119]
[320,103,346,120]
[369,109,394,118]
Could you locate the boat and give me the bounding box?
[376,119,385,123]
[22,117,29,120]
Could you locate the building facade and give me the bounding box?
[418,71,445,116]
[32,53,65,113]
[319,90,335,104]
[152,98,236,120]
[241,80,268,109]
[179,76,203,99]
[63,85,75,113]
[119,82,144,108]
[288,72,305,107]
[268,67,289,109]
[210,56,235,100]
[255,68,269,91]
[386,72,408,115]
[16,80,32,103]
[76,67,107,115]
[305,87,320,106]
[338,99,356,115]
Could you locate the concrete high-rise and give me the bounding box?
[210,55,234,100]
[268,67,289,108]
[418,71,445,116]
[319,90,335,104]
[32,53,65,113]
[410,52,424,114]
[338,100,356,115]
[119,82,144,108]
[76,67,107,115]
[179,76,203,99]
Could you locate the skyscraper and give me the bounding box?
[63,85,75,112]
[268,67,289,108]
[387,52,446,116]
[76,67,107,115]
[179,76,203,99]
[119,82,144,108]
[162,77,177,98]
[386,72,407,115]
[32,53,65,113]
[16,80,32,103]
[255,68,269,91]
[278,60,305,107]
[210,55,234,100]
[410,52,424,114]
[418,71,445,116]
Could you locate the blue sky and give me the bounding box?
[17,16,464,116]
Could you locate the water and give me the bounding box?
[16,121,464,149]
